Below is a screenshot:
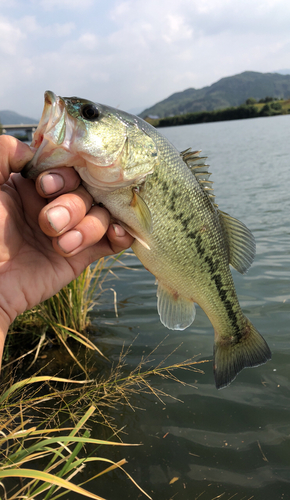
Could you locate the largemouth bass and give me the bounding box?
[22,91,271,389]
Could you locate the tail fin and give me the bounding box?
[213,319,271,390]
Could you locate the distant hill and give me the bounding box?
[140,71,290,119]
[276,69,290,75]
[0,110,38,125]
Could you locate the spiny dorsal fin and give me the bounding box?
[180,148,217,206]
[218,210,256,274]
[180,149,255,275]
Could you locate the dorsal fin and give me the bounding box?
[218,210,256,274]
[180,148,217,206]
[180,149,255,275]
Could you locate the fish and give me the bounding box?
[22,91,271,389]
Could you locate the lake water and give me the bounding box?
[80,116,290,499]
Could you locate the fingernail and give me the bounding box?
[57,230,83,253]
[47,206,70,232]
[41,173,64,194]
[113,224,126,237]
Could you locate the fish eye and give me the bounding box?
[81,104,100,121]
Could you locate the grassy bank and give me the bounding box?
[145,98,290,128]
[1,255,206,499]
[5,254,125,376]
[0,343,205,499]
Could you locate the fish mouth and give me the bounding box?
[22,91,78,179]
[21,91,154,191]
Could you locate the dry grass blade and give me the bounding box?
[0,469,107,500]
[78,458,152,500]
[0,376,150,500]
[6,255,125,369]
[0,376,93,406]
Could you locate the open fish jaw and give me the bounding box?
[22,91,81,178]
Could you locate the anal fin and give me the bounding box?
[157,282,196,330]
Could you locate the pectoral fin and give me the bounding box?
[218,210,256,274]
[157,282,196,330]
[130,189,153,233]
[118,221,151,250]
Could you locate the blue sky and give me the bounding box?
[1,0,290,119]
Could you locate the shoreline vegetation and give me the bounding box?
[144,97,290,128]
[1,255,207,499]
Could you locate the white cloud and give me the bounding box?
[0,17,25,55]
[38,0,94,10]
[162,14,193,44]
[78,33,98,50]
[16,15,74,38]
[1,0,290,118]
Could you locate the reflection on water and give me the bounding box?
[85,116,290,499]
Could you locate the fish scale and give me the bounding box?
[22,91,271,389]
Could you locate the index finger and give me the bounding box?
[0,136,34,184]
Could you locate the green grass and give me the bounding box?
[0,339,206,499]
[0,375,146,500]
[6,254,124,375]
[2,249,207,498]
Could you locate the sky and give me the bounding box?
[1,0,290,120]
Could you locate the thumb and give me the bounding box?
[0,136,34,184]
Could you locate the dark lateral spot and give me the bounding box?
[204,255,220,275]
[213,273,223,293]
[195,234,205,256]
[171,189,177,199]
[162,181,169,193]
[188,230,197,239]
[169,199,176,212]
[212,272,240,339]
[173,212,193,233]
[175,212,183,220]
[181,216,191,231]
[168,190,178,212]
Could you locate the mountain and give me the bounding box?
[0,110,38,125]
[276,69,290,75]
[140,71,290,119]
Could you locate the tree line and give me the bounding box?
[149,97,290,128]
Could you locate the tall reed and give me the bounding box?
[0,375,149,500]
[6,254,124,373]
[0,341,207,499]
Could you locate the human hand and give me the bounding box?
[0,135,134,366]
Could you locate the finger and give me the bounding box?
[0,136,34,184]
[60,224,134,272]
[107,223,134,253]
[38,185,95,236]
[52,205,111,257]
[35,167,81,198]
